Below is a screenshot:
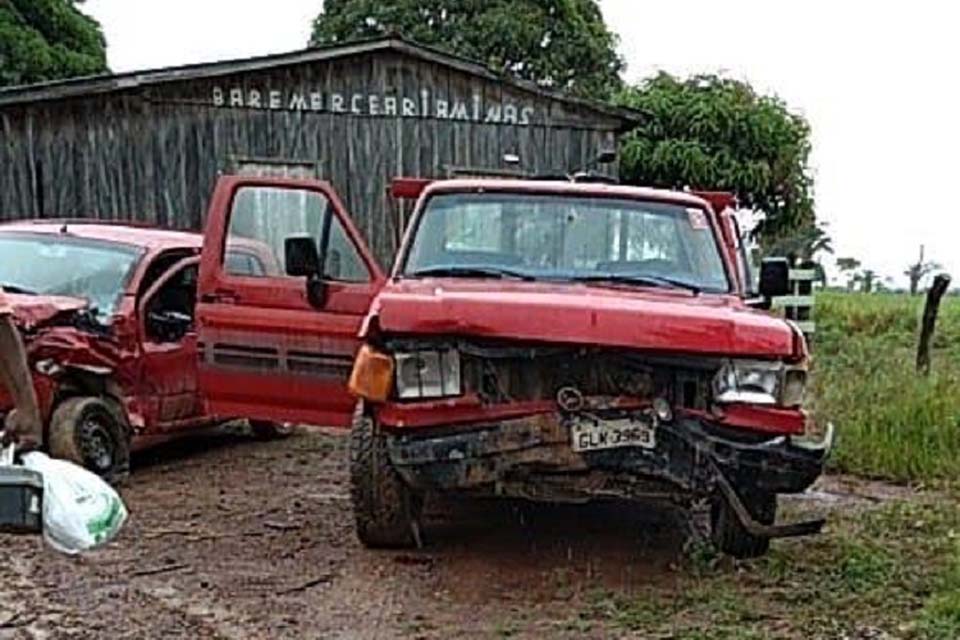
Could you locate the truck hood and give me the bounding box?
[369,279,798,358]
[3,293,90,330]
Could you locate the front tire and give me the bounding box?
[711,489,777,559]
[349,403,422,548]
[48,396,131,486]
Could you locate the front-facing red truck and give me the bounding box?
[190,174,831,559]
[347,179,832,558]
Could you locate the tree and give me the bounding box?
[764,220,833,261]
[859,269,878,294]
[763,220,833,286]
[616,74,815,250]
[904,245,941,296]
[310,0,624,98]
[837,257,861,292]
[0,0,108,88]
[836,257,861,273]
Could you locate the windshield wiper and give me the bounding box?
[409,266,538,281]
[0,283,39,296]
[572,274,702,295]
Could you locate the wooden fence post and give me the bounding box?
[772,259,816,345]
[916,274,952,376]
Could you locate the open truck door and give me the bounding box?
[196,176,385,427]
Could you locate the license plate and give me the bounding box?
[571,417,656,453]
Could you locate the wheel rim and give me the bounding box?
[77,411,116,472]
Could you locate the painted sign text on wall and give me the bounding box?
[212,87,537,125]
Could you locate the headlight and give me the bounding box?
[713,359,806,407]
[781,367,807,407]
[395,349,462,399]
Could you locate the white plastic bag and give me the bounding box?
[0,444,14,467]
[19,452,127,554]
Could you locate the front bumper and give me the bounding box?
[386,412,832,536]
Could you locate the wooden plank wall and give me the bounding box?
[0,50,622,265]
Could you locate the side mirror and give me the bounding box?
[284,236,321,278]
[595,149,617,164]
[284,236,327,308]
[759,258,791,299]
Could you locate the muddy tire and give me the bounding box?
[349,403,422,548]
[250,420,295,440]
[48,396,131,486]
[711,489,777,559]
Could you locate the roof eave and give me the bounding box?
[0,36,641,130]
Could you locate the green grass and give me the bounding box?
[499,290,960,639]
[570,496,960,639]
[918,539,960,640]
[812,291,960,483]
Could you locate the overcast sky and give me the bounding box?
[83,0,960,286]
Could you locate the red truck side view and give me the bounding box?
[194,175,832,558]
[0,223,287,482]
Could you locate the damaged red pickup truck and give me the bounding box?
[0,222,284,482]
[192,174,832,558]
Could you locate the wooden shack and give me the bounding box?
[0,37,639,263]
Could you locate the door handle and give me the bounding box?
[201,289,239,304]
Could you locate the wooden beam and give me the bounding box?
[772,295,815,308]
[788,269,817,281]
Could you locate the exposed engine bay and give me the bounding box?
[386,338,717,413]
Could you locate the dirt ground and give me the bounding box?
[0,427,903,640]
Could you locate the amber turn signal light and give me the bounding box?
[348,345,394,402]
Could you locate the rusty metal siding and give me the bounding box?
[0,49,624,265]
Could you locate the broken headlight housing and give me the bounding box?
[713,359,807,407]
[395,349,462,400]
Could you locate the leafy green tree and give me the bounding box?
[616,73,815,250]
[858,269,878,294]
[837,257,862,292]
[310,0,624,98]
[836,257,861,273]
[0,0,108,88]
[763,220,833,285]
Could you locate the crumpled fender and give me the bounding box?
[3,294,89,332]
[1,294,147,433]
[24,326,143,430]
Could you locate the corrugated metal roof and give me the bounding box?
[0,36,641,129]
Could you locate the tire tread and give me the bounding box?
[48,396,130,486]
[349,403,420,548]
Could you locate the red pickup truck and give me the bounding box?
[192,174,831,558]
[0,222,285,482]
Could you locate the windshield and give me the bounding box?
[0,233,141,320]
[403,193,731,293]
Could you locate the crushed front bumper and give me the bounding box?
[386,413,833,539]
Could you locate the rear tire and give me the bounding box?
[349,403,422,548]
[711,489,777,559]
[48,396,131,486]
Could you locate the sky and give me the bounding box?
[83,0,960,287]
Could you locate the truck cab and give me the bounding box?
[195,175,831,558]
